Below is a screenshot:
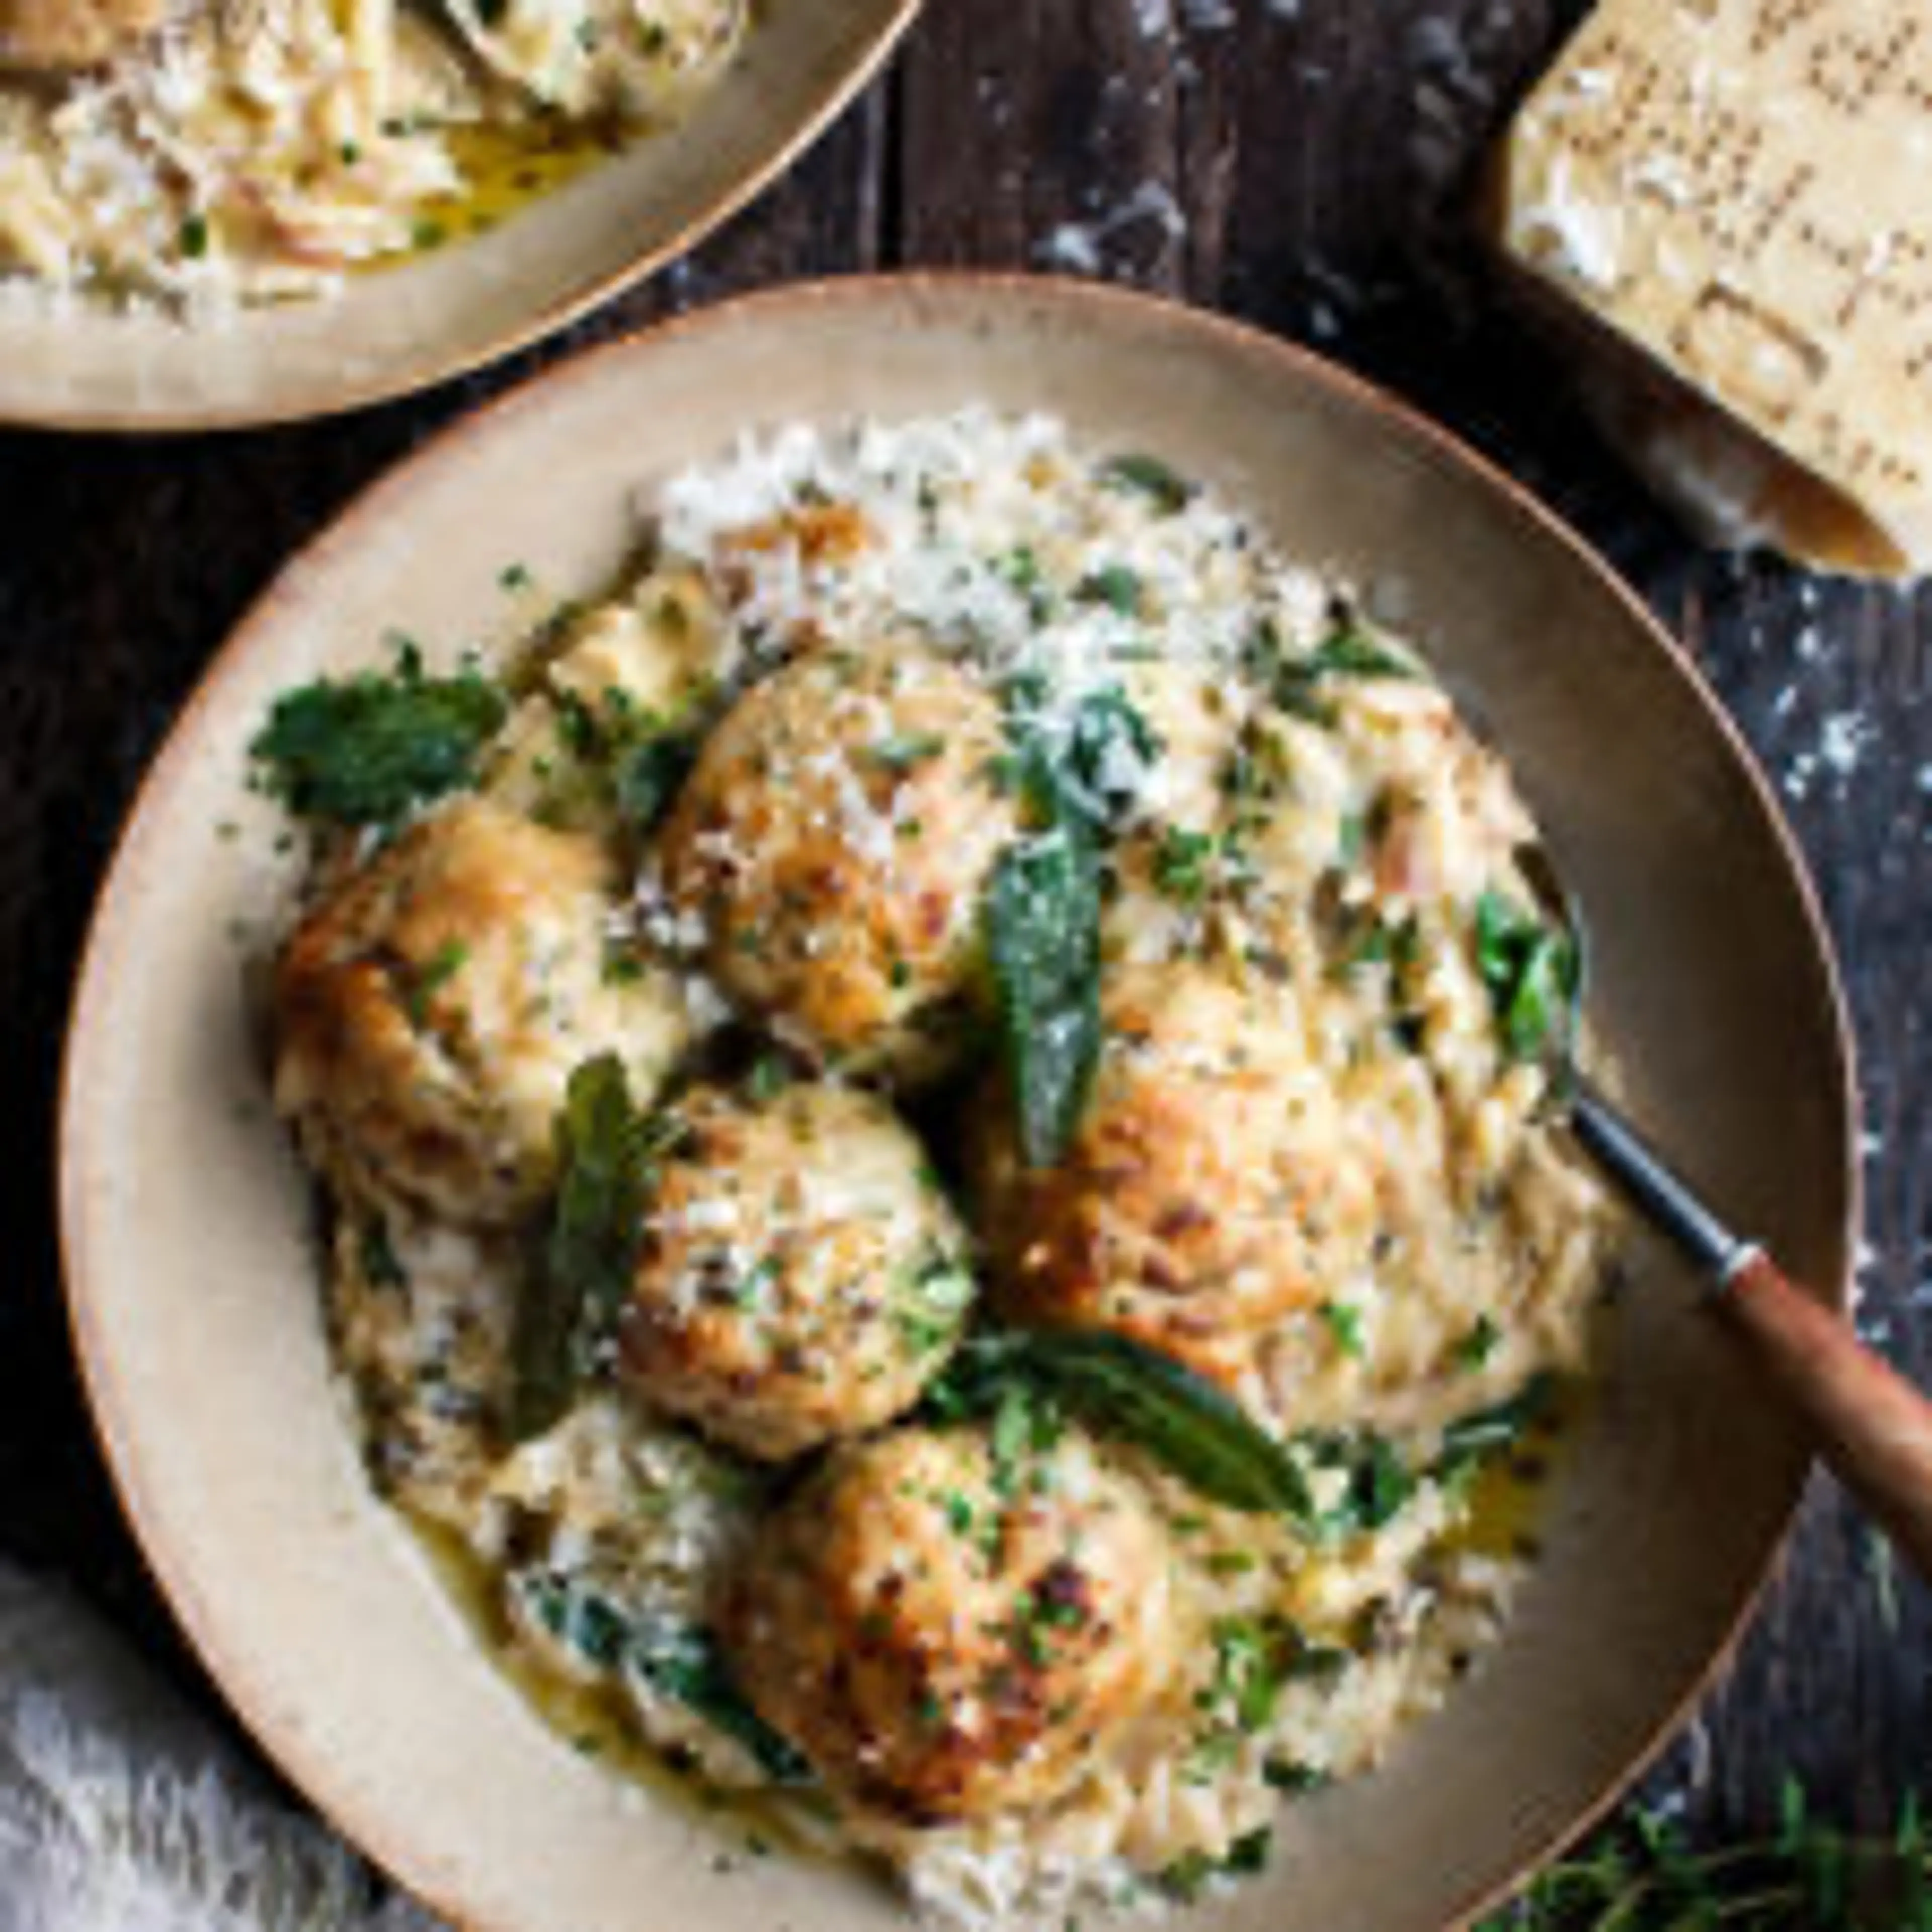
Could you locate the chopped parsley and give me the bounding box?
[543,686,700,838]
[601,945,646,987]
[358,1218,407,1291]
[866,729,949,775]
[1101,452,1195,515]
[1074,564,1144,616]
[1340,910,1421,976]
[1009,1562,1090,1666]
[997,545,1054,621]
[894,1253,977,1357]
[404,938,469,1025]
[745,1053,793,1104]
[1298,1429,1416,1535]
[988,1378,1064,1499]
[1319,1300,1366,1359]
[1153,826,1216,904]
[1456,1314,1502,1372]
[1194,1613,1348,1762]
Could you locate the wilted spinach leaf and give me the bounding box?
[520,1573,810,1783]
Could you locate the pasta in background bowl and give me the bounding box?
[59,279,1856,1932]
[0,0,920,426]
[0,0,745,310]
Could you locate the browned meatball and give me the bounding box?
[978,961,1377,1388]
[655,646,1019,1073]
[0,0,169,67]
[719,1427,1178,1823]
[620,1082,973,1460]
[274,799,691,1225]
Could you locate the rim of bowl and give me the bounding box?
[57,270,1863,1930]
[7,1,921,435]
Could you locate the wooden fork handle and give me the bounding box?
[1722,1252,1932,1582]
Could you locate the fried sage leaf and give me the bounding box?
[987,683,1158,1169]
[512,1054,651,1438]
[929,1329,1313,1520]
[987,827,1104,1170]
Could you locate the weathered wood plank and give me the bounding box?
[898,0,1188,281]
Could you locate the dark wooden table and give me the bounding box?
[2,0,1926,1905]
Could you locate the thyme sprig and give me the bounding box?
[1481,1783,1932,1930]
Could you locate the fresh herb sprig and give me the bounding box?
[250,641,506,829]
[1481,1783,1932,1930]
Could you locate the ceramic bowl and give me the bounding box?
[59,275,1857,1931]
[0,1,917,430]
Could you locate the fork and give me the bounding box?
[1518,845,1932,1582]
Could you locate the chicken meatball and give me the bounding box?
[275,799,691,1225]
[978,961,1378,1387]
[621,1081,972,1459]
[719,1427,1178,1822]
[0,0,168,67]
[656,646,1020,1072]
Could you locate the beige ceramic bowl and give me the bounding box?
[0,1,917,431]
[60,277,1857,1931]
